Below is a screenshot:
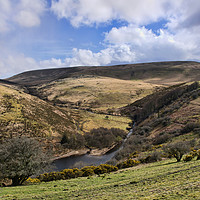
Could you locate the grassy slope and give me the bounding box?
[1,159,200,199]
[33,76,160,112]
[76,109,131,133]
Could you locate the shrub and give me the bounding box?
[62,169,76,179]
[183,154,193,162]
[81,166,96,177]
[93,164,117,175]
[139,151,162,163]
[0,136,51,186]
[116,159,140,169]
[72,168,83,177]
[26,178,41,183]
[153,117,170,127]
[193,128,200,136]
[181,122,200,134]
[128,151,139,159]
[190,149,200,160]
[153,133,170,145]
[197,150,200,160]
[38,172,64,182]
[163,141,191,162]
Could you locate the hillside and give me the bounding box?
[113,81,200,161]
[1,158,200,199]
[0,82,131,154]
[0,83,78,151]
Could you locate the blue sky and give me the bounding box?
[0,0,200,78]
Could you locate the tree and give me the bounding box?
[0,136,51,186]
[163,141,190,162]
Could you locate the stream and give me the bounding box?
[53,125,134,171]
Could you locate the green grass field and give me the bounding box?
[1,159,200,200]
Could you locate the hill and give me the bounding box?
[7,61,200,86]
[6,61,200,114]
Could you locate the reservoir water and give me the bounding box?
[53,126,134,171]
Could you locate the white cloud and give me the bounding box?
[64,45,136,66]
[15,0,46,27]
[105,25,200,62]
[0,53,39,78]
[0,0,46,32]
[0,0,11,32]
[51,0,179,27]
[15,10,41,27]
[166,0,200,30]
[40,58,64,68]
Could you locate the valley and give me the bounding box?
[1,61,200,164]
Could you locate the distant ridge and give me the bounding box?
[6,61,200,86]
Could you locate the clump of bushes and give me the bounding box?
[153,117,171,127]
[61,133,86,149]
[81,166,96,177]
[37,164,118,182]
[85,127,127,149]
[134,126,152,136]
[94,164,118,175]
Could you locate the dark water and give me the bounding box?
[53,127,134,171]
[53,150,117,171]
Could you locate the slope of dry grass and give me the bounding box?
[33,75,161,112]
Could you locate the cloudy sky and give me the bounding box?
[0,0,200,78]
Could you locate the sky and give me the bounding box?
[0,0,200,78]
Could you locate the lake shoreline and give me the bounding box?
[53,143,120,161]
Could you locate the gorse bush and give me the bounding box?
[183,154,193,162]
[26,178,41,183]
[81,166,96,177]
[183,149,200,162]
[116,159,140,169]
[37,164,118,182]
